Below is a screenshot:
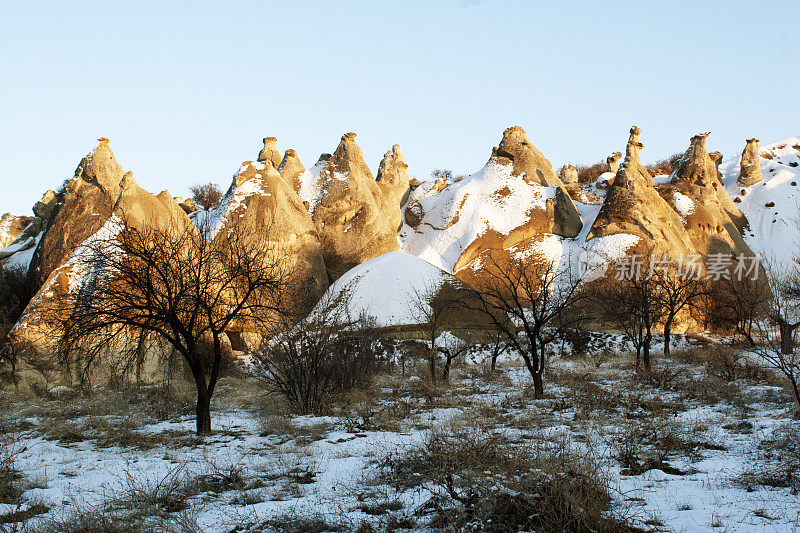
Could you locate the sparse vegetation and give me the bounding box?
[255,291,379,415]
[190,181,223,210]
[50,214,291,435]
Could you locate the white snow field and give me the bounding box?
[1,333,798,531]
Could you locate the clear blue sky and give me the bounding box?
[1,0,798,215]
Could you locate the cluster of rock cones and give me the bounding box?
[0,125,775,383]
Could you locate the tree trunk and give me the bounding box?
[779,321,795,355]
[442,355,452,382]
[532,370,544,399]
[642,333,652,373]
[663,319,672,356]
[194,373,212,436]
[429,350,437,384]
[789,375,800,413]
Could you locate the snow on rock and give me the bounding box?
[399,158,557,273]
[721,137,800,269]
[672,191,696,218]
[319,251,453,327]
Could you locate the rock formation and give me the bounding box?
[738,138,763,187]
[0,214,33,249]
[559,164,578,184]
[491,126,582,237]
[277,149,306,195]
[665,132,753,257]
[27,138,125,288]
[210,160,329,345]
[257,137,281,169]
[587,126,696,258]
[177,197,197,214]
[400,126,583,281]
[376,144,411,206]
[311,133,403,280]
[606,152,622,174]
[11,143,198,386]
[0,190,57,268]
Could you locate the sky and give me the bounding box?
[0,0,798,215]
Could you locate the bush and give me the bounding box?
[379,417,634,532]
[189,182,222,210]
[256,293,379,414]
[575,161,607,184]
[643,153,682,176]
[739,422,800,491]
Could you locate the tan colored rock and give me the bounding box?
[0,190,61,267]
[257,137,281,169]
[212,160,329,313]
[12,157,197,384]
[606,152,622,174]
[491,126,582,237]
[738,138,763,187]
[312,133,402,280]
[177,197,197,214]
[376,144,411,206]
[560,164,578,184]
[400,127,584,280]
[32,190,57,219]
[587,126,696,258]
[277,149,306,194]
[0,213,32,249]
[28,138,125,287]
[667,132,754,257]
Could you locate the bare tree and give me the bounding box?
[486,328,510,372]
[407,282,463,384]
[654,263,709,355]
[255,289,378,414]
[710,274,771,346]
[591,255,666,372]
[430,169,453,183]
[750,320,800,410]
[0,265,35,385]
[435,331,470,382]
[52,214,289,435]
[190,182,223,210]
[765,262,800,355]
[464,253,586,398]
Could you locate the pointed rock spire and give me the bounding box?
[606,151,622,174]
[559,164,578,184]
[667,131,752,255]
[278,149,306,194]
[738,138,763,187]
[376,144,411,205]
[587,126,696,258]
[312,132,401,279]
[257,137,281,169]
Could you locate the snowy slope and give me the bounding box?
[320,250,453,327]
[720,137,800,269]
[398,159,558,272]
[398,160,638,283]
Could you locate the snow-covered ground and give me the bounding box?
[320,251,454,327]
[1,335,798,531]
[721,137,800,270]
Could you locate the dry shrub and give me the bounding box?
[189,182,222,210]
[739,422,800,491]
[0,436,22,505]
[643,153,682,176]
[575,161,607,184]
[380,417,635,532]
[612,412,721,476]
[550,368,620,414]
